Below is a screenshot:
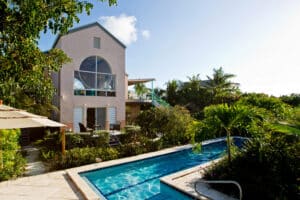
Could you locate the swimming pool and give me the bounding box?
[80,137,246,200]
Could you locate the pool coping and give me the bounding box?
[160,158,235,200]
[67,144,193,200]
[67,137,244,200]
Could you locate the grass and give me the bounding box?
[271,123,300,135]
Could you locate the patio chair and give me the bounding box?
[78,123,93,133]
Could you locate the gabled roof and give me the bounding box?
[52,22,126,49]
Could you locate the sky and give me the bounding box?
[38,0,300,96]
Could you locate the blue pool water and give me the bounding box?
[80,137,245,200]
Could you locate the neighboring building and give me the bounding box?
[52,22,126,132]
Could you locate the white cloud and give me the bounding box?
[141,30,150,39]
[99,14,137,45]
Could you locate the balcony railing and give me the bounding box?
[74,70,116,97]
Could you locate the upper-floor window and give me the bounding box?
[74,56,116,96]
[93,37,101,49]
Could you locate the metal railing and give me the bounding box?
[194,179,243,200]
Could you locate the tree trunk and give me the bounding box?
[226,129,231,164]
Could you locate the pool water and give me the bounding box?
[80,138,245,200]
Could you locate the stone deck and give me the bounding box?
[0,171,84,200]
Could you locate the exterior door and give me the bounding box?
[87,107,106,130]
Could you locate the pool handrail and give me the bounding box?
[194,179,243,200]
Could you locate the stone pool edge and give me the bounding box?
[67,137,243,200]
[67,144,193,200]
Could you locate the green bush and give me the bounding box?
[0,129,26,181]
[198,104,266,140]
[118,125,142,143]
[50,147,119,170]
[36,131,110,152]
[280,93,300,107]
[238,93,292,121]
[136,106,194,145]
[204,132,300,199]
[35,132,61,151]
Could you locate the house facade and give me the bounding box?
[52,22,127,132]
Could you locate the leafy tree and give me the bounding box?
[165,80,183,106]
[204,132,300,199]
[237,93,292,121]
[0,0,117,116]
[204,67,240,104]
[136,106,194,145]
[280,93,300,107]
[180,74,211,118]
[164,69,240,119]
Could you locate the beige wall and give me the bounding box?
[125,74,128,100]
[54,24,126,130]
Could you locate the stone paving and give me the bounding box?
[23,146,47,176]
[0,171,84,200]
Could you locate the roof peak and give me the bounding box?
[51,21,126,49]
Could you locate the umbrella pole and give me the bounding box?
[61,128,66,156]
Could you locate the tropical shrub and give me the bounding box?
[36,131,110,151]
[136,106,194,145]
[199,104,266,139]
[118,125,142,143]
[204,132,300,200]
[0,129,26,181]
[237,93,292,121]
[50,147,119,170]
[280,93,300,107]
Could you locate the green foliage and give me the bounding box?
[35,132,61,151]
[136,106,194,145]
[200,104,266,139]
[0,0,117,116]
[280,93,300,107]
[36,131,110,152]
[237,93,292,121]
[270,123,300,135]
[204,132,300,200]
[117,137,163,158]
[118,125,142,143]
[165,80,183,106]
[50,147,119,170]
[164,69,240,119]
[0,129,26,181]
[290,106,300,128]
[134,83,149,98]
[204,67,240,104]
[199,103,266,163]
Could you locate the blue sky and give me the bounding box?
[39,0,300,96]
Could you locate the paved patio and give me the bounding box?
[0,171,84,200]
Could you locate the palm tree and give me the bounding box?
[204,104,263,163]
[134,83,148,99]
[204,67,239,104]
[165,80,182,106]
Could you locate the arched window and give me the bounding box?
[74,56,116,96]
[80,56,112,73]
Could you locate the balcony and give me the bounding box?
[74,70,116,97]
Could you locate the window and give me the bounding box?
[74,56,116,96]
[93,37,101,49]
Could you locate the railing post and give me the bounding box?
[151,80,154,102]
